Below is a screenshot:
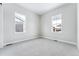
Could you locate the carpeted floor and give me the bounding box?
[0,38,79,56]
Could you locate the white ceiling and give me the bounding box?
[18,3,64,15]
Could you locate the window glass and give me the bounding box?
[52,14,62,32]
[15,12,26,32]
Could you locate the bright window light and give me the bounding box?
[15,12,26,32]
[52,14,62,32]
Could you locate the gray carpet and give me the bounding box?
[0,38,79,56]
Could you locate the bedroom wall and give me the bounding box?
[0,4,3,48]
[77,3,79,49]
[3,3,40,45]
[2,3,77,46]
[41,4,77,45]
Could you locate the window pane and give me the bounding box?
[16,24,23,32]
[15,12,26,32]
[52,14,62,32]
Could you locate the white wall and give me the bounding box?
[77,4,79,49]
[3,3,40,45]
[0,4,3,48]
[2,3,77,47]
[41,4,77,45]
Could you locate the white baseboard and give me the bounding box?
[4,36,38,46]
[41,36,77,46]
[3,36,77,47]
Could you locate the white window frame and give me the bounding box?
[51,14,62,33]
[15,12,26,33]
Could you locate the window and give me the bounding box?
[52,14,62,32]
[15,12,26,32]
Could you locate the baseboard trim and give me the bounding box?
[3,36,77,47]
[42,37,77,46]
[3,37,38,47]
